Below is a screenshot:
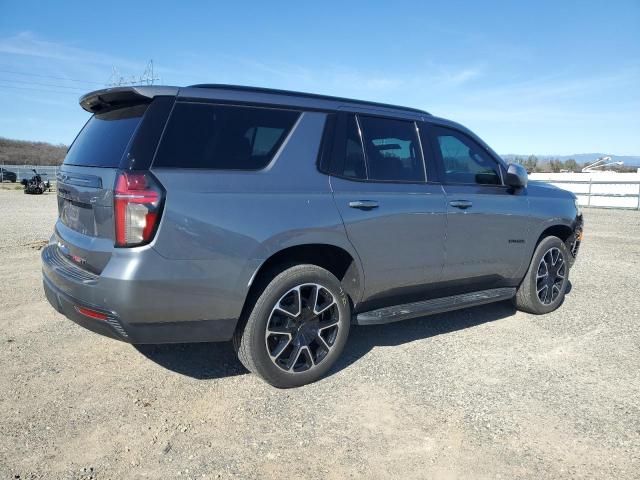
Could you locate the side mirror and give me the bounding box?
[506,163,528,189]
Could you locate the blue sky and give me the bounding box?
[0,0,638,155]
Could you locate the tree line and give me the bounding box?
[511,155,578,173]
[511,155,637,173]
[0,137,68,166]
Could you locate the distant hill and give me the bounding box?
[502,153,640,167]
[0,137,68,166]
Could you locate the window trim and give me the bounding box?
[319,112,371,182]
[417,121,442,183]
[151,100,302,172]
[316,112,337,174]
[353,114,370,179]
[427,123,507,187]
[414,122,429,182]
[319,111,431,185]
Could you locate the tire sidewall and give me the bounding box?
[247,265,351,388]
[525,236,570,314]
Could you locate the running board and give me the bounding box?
[355,287,516,326]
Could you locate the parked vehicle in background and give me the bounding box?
[21,169,51,194]
[42,85,583,388]
[0,167,17,182]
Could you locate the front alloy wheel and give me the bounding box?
[536,247,566,305]
[514,235,570,314]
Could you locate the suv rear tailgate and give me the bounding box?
[55,166,120,273]
[54,103,149,274]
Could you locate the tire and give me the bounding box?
[234,264,351,388]
[515,236,570,314]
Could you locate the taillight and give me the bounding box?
[114,171,164,247]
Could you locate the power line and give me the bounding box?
[0,78,88,91]
[0,82,84,96]
[0,68,104,86]
[0,60,162,97]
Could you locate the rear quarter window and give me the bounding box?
[64,104,147,167]
[153,103,300,170]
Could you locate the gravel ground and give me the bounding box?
[1,190,639,479]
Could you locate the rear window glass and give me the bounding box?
[153,103,300,170]
[359,116,425,182]
[64,104,147,167]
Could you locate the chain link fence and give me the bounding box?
[0,164,58,187]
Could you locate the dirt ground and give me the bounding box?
[1,190,638,479]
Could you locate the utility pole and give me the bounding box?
[139,60,159,85]
[106,60,160,87]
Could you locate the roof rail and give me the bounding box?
[188,84,430,115]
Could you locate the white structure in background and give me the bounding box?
[581,155,624,173]
[528,155,640,209]
[530,170,640,209]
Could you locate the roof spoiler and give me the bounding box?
[79,86,179,113]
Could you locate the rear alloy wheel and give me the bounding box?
[266,283,340,373]
[235,265,350,388]
[515,235,570,314]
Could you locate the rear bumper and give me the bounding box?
[41,243,239,344]
[43,274,128,341]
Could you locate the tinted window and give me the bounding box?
[154,103,299,169]
[64,104,147,167]
[433,127,501,185]
[359,116,425,182]
[333,115,367,179]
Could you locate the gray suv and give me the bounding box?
[42,85,583,387]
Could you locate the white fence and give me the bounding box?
[529,173,640,210]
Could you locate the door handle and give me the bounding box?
[449,200,473,209]
[349,200,379,210]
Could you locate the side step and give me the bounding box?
[355,287,516,326]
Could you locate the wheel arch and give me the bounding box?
[536,223,574,245]
[237,243,364,331]
[514,220,575,285]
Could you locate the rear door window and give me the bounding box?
[358,116,425,182]
[64,104,148,167]
[153,103,300,170]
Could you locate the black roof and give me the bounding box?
[188,84,430,115]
